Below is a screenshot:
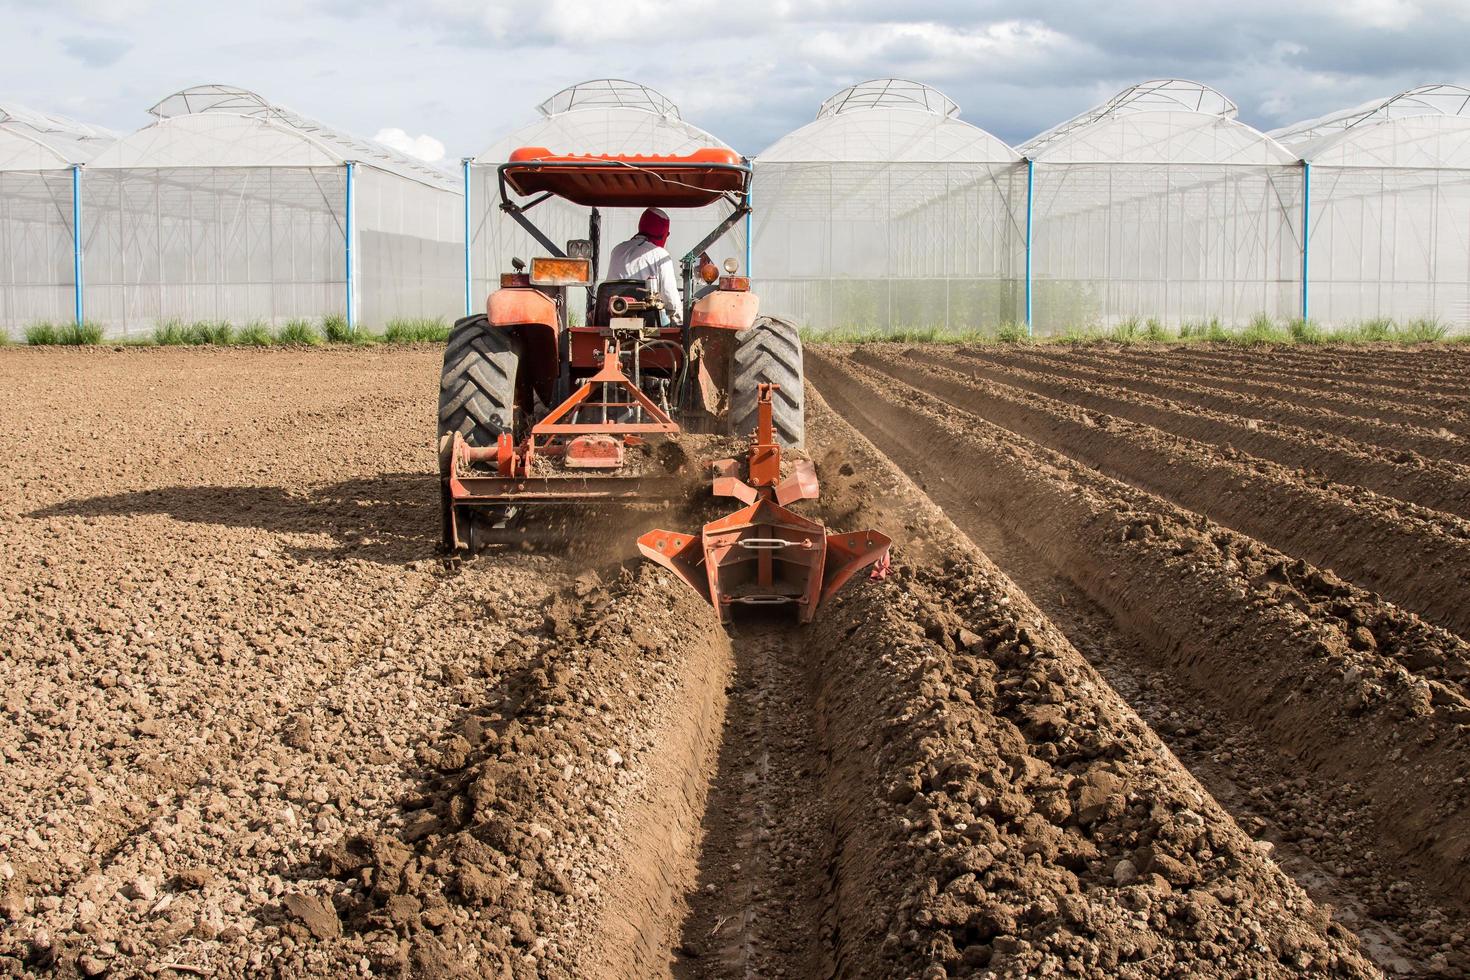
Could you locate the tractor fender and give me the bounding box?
[690,290,759,332]
[487,287,559,387]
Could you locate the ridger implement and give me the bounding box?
[438,146,887,620]
[639,385,890,623]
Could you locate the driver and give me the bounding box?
[607,207,684,326]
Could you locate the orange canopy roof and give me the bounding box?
[502,147,748,208]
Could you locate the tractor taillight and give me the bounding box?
[501,273,531,287]
[720,276,750,292]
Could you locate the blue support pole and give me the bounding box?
[1300,161,1311,322]
[71,164,83,325]
[1024,158,1035,336]
[462,158,473,317]
[744,176,753,276]
[345,161,356,332]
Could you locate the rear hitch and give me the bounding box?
[639,383,890,623]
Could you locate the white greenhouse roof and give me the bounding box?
[1022,79,1237,157]
[1297,114,1470,169]
[474,79,727,164]
[143,84,458,191]
[759,80,1016,164]
[1028,110,1296,166]
[1269,84,1470,148]
[816,79,960,119]
[89,113,346,170]
[0,103,118,170]
[536,79,680,118]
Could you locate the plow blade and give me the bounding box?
[638,499,889,624]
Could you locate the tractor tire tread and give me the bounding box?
[729,315,804,448]
[438,315,521,447]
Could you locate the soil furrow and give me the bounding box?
[904,346,1470,521]
[1044,347,1470,437]
[808,349,1470,936]
[957,346,1470,466]
[812,366,1446,974]
[766,389,1378,977]
[854,348,1470,642]
[674,623,837,979]
[1113,347,1470,398]
[1084,347,1470,409]
[1146,345,1470,385]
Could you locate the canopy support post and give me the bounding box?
[462,158,472,318]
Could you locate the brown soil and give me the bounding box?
[5,342,1466,978]
[956,345,1470,466]
[810,345,1470,976]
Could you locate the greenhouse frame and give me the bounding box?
[466,79,743,318]
[0,104,116,334]
[1023,79,1305,332]
[6,76,1470,340]
[751,79,1027,333]
[1270,84,1470,329]
[78,85,463,336]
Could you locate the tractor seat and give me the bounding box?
[593,279,660,329]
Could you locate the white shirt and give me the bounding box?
[606,234,683,323]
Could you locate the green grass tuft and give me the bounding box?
[1108,317,1142,344]
[275,319,321,346]
[27,320,103,345]
[187,320,234,345]
[236,321,274,346]
[153,319,189,345]
[1143,317,1172,342]
[25,322,60,345]
[1233,312,1292,346]
[1395,317,1449,343]
[321,313,355,343]
[1288,318,1326,344]
[383,317,450,343]
[996,322,1030,343]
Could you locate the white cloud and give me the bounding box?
[374,127,447,163]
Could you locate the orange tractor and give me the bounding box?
[438,146,888,622]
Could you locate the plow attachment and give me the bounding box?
[440,340,683,553]
[639,384,890,623]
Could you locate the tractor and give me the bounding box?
[437,146,888,622]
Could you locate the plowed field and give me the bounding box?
[2,342,1466,978]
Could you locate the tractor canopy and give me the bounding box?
[501,147,749,208]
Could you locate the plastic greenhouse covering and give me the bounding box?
[78,86,462,336]
[1024,82,1304,331]
[6,76,1470,340]
[468,80,746,319]
[1272,86,1470,329]
[0,105,117,334]
[751,80,1026,333]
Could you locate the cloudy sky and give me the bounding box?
[6,0,1467,166]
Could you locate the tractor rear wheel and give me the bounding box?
[729,315,804,448]
[438,315,523,445]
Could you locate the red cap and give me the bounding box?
[638,207,671,247]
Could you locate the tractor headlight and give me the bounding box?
[723,258,739,275]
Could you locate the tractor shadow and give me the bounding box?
[27,472,437,567]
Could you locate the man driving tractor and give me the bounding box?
[607,206,710,326]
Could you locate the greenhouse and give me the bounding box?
[751,79,1027,333]
[466,79,740,317]
[0,104,116,335]
[1270,84,1470,330]
[1024,79,1304,332]
[81,85,462,335]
